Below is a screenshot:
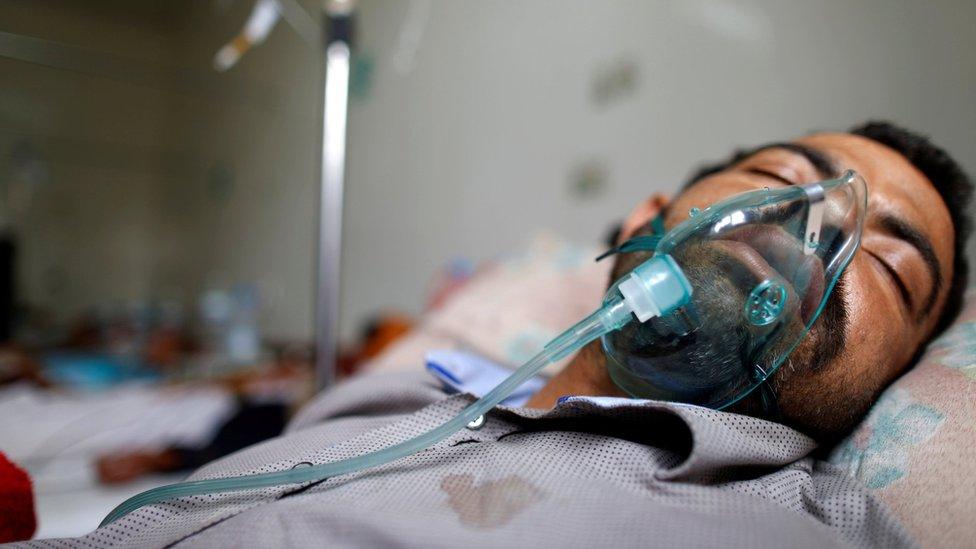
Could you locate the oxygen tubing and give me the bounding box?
[100,296,633,526]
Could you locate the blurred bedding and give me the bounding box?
[0,383,234,538]
[363,234,610,376]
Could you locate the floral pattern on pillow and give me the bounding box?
[928,321,976,380]
[830,389,944,489]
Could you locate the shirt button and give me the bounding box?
[466,414,486,430]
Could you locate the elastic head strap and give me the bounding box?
[595,214,666,262]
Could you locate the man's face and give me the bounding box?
[617,133,955,441]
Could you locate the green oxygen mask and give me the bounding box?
[101,170,866,526]
[600,169,867,410]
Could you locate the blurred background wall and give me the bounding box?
[0,0,321,342]
[0,1,178,328]
[343,0,976,340]
[1,0,974,345]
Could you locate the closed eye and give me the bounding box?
[866,250,914,313]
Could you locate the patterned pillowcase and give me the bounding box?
[828,293,976,548]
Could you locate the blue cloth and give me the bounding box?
[425,350,547,407]
[425,350,670,410]
[42,352,158,390]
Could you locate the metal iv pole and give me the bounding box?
[315,0,355,389]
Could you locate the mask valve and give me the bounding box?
[745,280,787,326]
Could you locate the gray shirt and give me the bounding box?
[22,371,913,548]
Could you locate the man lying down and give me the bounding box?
[30,122,972,548]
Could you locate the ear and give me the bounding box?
[618,193,669,244]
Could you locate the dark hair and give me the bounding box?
[681,121,972,336]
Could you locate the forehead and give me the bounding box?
[795,132,955,258]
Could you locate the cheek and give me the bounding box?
[782,264,898,392]
[832,263,904,387]
[772,266,902,436]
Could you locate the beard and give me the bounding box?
[603,231,851,417]
[761,276,862,445]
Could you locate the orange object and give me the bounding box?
[337,313,414,377]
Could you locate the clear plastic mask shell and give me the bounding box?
[602,170,868,410]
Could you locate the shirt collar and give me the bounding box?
[426,349,817,478]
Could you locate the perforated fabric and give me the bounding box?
[18,372,913,548]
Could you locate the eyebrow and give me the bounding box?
[876,213,943,319]
[749,142,841,179]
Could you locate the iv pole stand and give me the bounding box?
[315,0,354,389]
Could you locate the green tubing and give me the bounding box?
[100,300,628,526]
